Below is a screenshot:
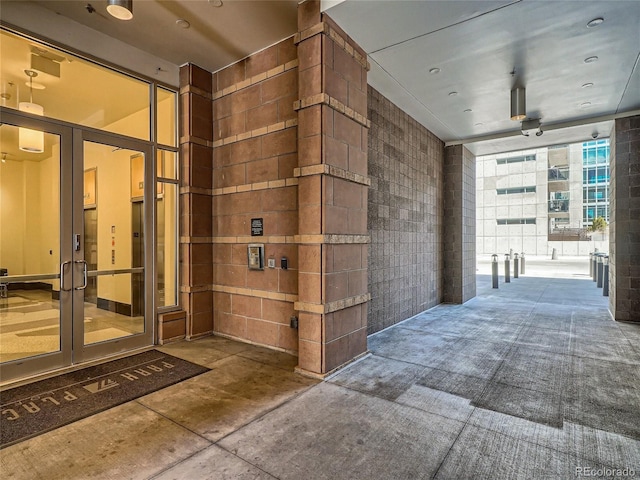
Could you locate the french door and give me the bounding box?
[0,111,154,384]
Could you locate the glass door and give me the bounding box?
[74,133,153,363]
[0,113,73,382]
[0,112,154,383]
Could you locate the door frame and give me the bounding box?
[74,129,155,364]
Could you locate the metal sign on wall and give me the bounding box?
[251,218,263,236]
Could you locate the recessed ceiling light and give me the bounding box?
[429,67,441,74]
[581,102,592,108]
[176,19,190,28]
[584,56,599,64]
[587,17,604,28]
[448,91,458,97]
[582,82,594,88]
[464,109,472,113]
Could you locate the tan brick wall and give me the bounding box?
[178,64,214,340]
[295,1,370,374]
[211,37,300,353]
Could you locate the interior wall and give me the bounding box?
[0,143,59,286]
[367,86,444,334]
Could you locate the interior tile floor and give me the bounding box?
[1,256,639,479]
[0,289,144,363]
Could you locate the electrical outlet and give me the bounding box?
[267,258,276,268]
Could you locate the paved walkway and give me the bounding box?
[2,257,639,479]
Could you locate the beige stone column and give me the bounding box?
[609,115,640,322]
[295,0,370,375]
[443,145,476,304]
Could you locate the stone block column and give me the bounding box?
[295,0,370,375]
[179,64,214,338]
[443,145,476,303]
[609,115,640,322]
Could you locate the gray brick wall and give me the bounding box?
[444,145,477,303]
[609,115,640,322]
[367,86,444,334]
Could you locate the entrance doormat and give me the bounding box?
[0,350,209,449]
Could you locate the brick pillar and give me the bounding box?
[179,64,214,338]
[609,115,640,322]
[443,145,476,303]
[295,0,370,375]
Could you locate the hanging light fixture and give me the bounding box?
[107,0,133,20]
[19,70,44,153]
[510,87,526,121]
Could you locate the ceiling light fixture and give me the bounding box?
[448,91,458,96]
[584,56,598,64]
[581,102,592,108]
[176,19,190,29]
[521,118,542,137]
[587,17,604,28]
[582,82,594,88]
[209,0,223,6]
[510,87,526,121]
[429,67,440,74]
[464,109,472,113]
[19,70,44,153]
[107,0,133,20]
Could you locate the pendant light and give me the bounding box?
[19,70,44,153]
[107,0,133,20]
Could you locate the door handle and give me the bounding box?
[60,261,72,291]
[74,260,88,290]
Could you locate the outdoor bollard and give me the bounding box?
[592,254,598,282]
[551,248,558,260]
[589,252,593,277]
[510,248,513,260]
[514,253,519,279]
[504,254,511,283]
[491,254,499,289]
[520,252,525,275]
[597,255,604,288]
[603,256,609,296]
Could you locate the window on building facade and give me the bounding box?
[496,154,536,165]
[582,139,610,226]
[496,186,536,195]
[497,218,537,225]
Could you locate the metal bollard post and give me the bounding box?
[510,248,513,260]
[491,254,499,289]
[603,256,609,296]
[504,254,511,283]
[589,252,593,277]
[520,252,525,275]
[597,255,604,288]
[514,253,519,278]
[551,248,558,260]
[592,254,598,282]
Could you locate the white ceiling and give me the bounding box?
[2,0,639,156]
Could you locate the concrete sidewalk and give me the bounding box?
[2,259,639,479]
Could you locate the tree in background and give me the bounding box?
[589,216,607,232]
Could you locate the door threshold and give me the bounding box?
[0,346,155,391]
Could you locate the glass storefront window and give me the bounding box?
[1,30,150,141]
[157,87,177,147]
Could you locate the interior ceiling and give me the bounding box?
[5,0,640,156]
